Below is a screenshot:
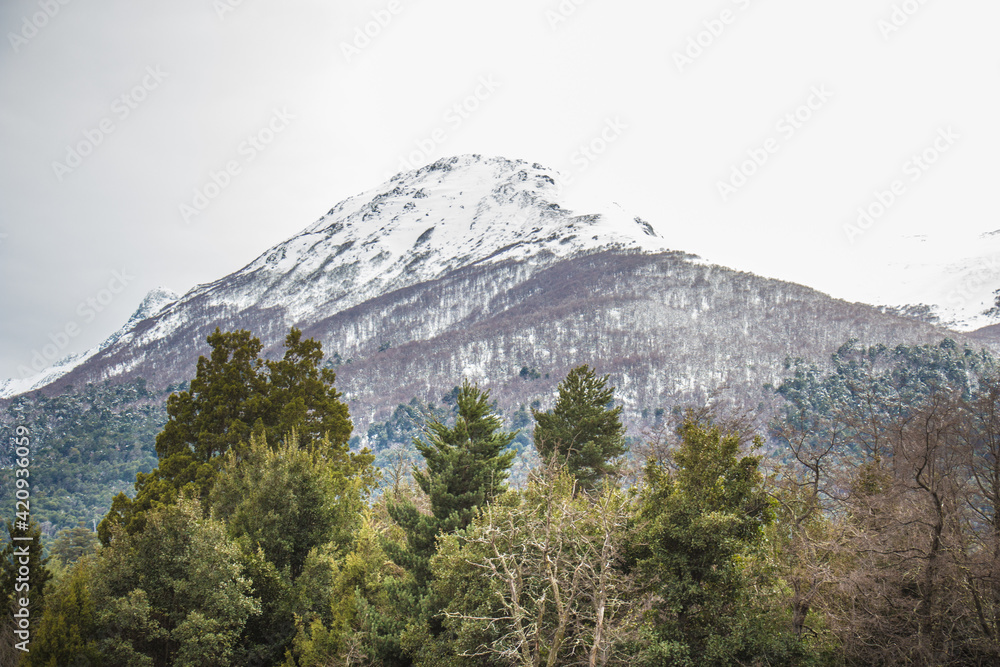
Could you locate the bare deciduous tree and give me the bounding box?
[434,461,638,666]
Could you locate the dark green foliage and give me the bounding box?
[91,496,259,666]
[156,328,268,464]
[507,403,535,458]
[518,365,541,380]
[774,339,994,464]
[387,382,516,587]
[1,519,51,612]
[367,399,447,453]
[366,398,539,491]
[1,520,51,664]
[0,379,165,535]
[533,364,626,489]
[99,327,354,544]
[210,431,375,579]
[9,331,1000,666]
[47,524,99,578]
[263,328,354,450]
[24,558,102,667]
[630,414,797,666]
[282,507,419,667]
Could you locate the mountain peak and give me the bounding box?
[215,155,672,322]
[1,156,682,398]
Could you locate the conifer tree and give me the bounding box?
[48,524,100,571]
[264,328,353,447]
[23,558,101,667]
[0,520,50,664]
[533,365,627,490]
[99,327,353,544]
[387,382,516,586]
[631,413,787,665]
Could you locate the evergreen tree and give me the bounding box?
[208,431,377,664]
[91,496,259,666]
[1,520,51,662]
[48,524,100,570]
[211,431,375,579]
[99,327,354,544]
[156,328,268,464]
[387,382,516,587]
[630,413,795,665]
[23,558,101,667]
[533,365,626,490]
[263,328,353,447]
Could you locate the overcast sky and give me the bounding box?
[1,0,998,379]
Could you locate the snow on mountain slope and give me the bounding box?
[3,153,992,403]
[1,156,672,398]
[115,156,674,351]
[861,229,1000,330]
[212,154,670,318]
[0,287,179,398]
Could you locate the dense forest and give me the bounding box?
[0,380,172,535]
[2,328,1000,666]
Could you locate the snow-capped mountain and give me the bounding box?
[2,156,672,399]
[2,155,995,432]
[157,155,670,330]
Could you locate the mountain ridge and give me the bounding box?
[2,155,997,439]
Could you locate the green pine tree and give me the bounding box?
[99,327,354,544]
[532,365,627,490]
[387,382,517,587]
[264,328,353,447]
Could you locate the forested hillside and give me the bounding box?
[9,157,994,438]
[0,379,171,536]
[3,329,998,666]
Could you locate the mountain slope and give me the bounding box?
[2,155,996,438]
[849,228,1000,331]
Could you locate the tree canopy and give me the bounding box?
[533,365,626,489]
[99,327,354,543]
[387,381,516,587]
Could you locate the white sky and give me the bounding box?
[1,0,998,379]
